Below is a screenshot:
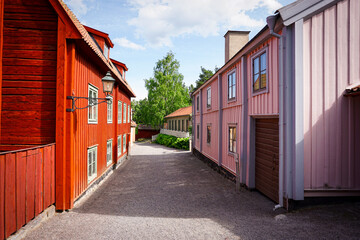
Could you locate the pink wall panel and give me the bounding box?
[222,61,242,108]
[202,79,219,112]
[221,106,242,174]
[247,37,279,116]
[202,112,219,164]
[303,0,360,191]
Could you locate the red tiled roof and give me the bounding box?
[164,106,192,118]
[57,0,135,97]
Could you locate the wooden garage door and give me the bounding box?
[255,118,279,203]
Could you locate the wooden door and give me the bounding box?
[255,118,279,203]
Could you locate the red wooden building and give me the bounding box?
[0,0,135,238]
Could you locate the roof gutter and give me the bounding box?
[266,15,281,38]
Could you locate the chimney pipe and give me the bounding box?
[224,31,250,63]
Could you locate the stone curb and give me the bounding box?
[7,205,56,240]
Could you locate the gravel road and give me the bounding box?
[24,142,360,240]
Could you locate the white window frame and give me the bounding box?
[107,96,113,123]
[123,134,126,152]
[87,145,97,183]
[227,69,236,102]
[251,47,269,96]
[118,101,122,124]
[106,139,112,166]
[104,43,109,59]
[207,87,211,108]
[88,84,98,124]
[128,105,130,123]
[123,103,127,123]
[228,125,237,154]
[117,135,121,157]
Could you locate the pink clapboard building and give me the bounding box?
[192,0,360,209]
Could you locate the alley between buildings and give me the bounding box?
[24,142,360,240]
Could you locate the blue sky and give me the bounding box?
[64,0,295,100]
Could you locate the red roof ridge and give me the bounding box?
[164,106,192,118]
[56,0,135,97]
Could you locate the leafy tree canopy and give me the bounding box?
[189,66,217,93]
[132,52,191,127]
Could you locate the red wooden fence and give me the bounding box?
[0,143,55,239]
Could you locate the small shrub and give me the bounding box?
[155,134,189,150]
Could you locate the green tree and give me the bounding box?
[141,51,190,127]
[132,99,151,124]
[189,66,216,93]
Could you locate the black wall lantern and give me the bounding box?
[66,71,115,112]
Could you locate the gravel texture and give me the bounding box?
[25,142,360,240]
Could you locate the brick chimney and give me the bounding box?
[224,31,250,63]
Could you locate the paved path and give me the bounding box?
[25,142,360,240]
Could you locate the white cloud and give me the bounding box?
[64,0,89,16]
[128,0,282,47]
[113,37,146,50]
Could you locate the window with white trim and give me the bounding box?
[123,134,126,152]
[229,126,236,153]
[106,139,112,166]
[207,87,211,108]
[87,146,97,183]
[228,70,236,100]
[117,135,121,157]
[88,85,98,123]
[128,105,130,123]
[118,101,122,124]
[107,96,113,123]
[252,51,267,93]
[123,103,127,123]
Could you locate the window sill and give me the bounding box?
[88,121,98,124]
[227,98,236,103]
[252,88,268,97]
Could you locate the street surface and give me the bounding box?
[25,142,360,239]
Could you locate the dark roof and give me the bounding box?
[277,0,338,26]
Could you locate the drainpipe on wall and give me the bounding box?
[218,74,223,167]
[240,56,248,184]
[199,89,203,153]
[267,14,284,207]
[192,95,195,151]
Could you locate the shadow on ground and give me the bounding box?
[70,142,360,239]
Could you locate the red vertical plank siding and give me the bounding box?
[25,150,35,223]
[72,51,132,201]
[55,17,67,210]
[0,155,5,239]
[34,149,43,215]
[43,146,51,209]
[51,145,55,204]
[4,153,16,238]
[15,151,26,230]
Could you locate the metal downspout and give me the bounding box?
[218,74,223,167]
[199,90,203,152]
[240,56,248,184]
[278,28,285,207]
